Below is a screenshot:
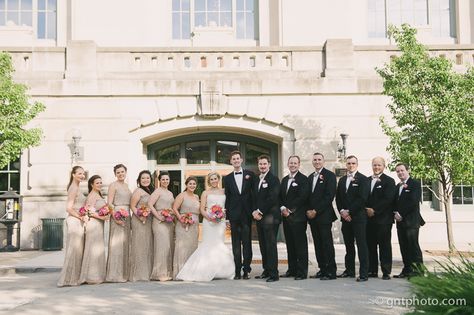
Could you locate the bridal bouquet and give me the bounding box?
[180,212,195,231]
[78,206,90,217]
[113,208,129,223]
[98,205,112,217]
[136,205,150,224]
[160,209,175,223]
[209,205,225,223]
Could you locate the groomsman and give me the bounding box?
[307,153,338,280]
[279,155,310,280]
[365,157,396,280]
[394,163,424,278]
[253,155,281,282]
[336,155,370,282]
[224,151,256,280]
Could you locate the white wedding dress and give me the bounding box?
[176,194,235,281]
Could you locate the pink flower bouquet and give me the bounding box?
[209,204,225,223]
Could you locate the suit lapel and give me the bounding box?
[229,171,240,195]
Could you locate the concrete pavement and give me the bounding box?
[0,242,462,314]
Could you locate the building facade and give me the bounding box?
[1,0,473,250]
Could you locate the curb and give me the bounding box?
[0,267,61,276]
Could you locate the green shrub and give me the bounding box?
[407,254,473,314]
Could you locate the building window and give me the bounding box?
[172,0,191,39]
[172,0,258,40]
[421,180,433,203]
[236,0,256,39]
[155,144,180,164]
[0,159,20,193]
[453,183,473,205]
[0,0,56,40]
[185,141,210,164]
[37,0,56,39]
[368,0,455,39]
[194,0,232,28]
[429,0,456,38]
[0,0,32,27]
[216,140,240,164]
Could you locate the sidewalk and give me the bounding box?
[0,241,455,276]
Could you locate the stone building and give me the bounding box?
[0,0,473,250]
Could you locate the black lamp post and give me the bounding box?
[0,188,22,252]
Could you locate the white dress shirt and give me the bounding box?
[234,168,243,194]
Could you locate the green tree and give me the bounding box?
[377,24,474,252]
[0,52,45,169]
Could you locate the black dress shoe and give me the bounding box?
[356,276,368,282]
[393,273,407,278]
[281,272,295,278]
[255,273,269,279]
[382,274,391,280]
[320,275,336,280]
[243,271,250,280]
[266,277,279,282]
[337,271,355,278]
[234,274,241,280]
[294,276,306,280]
[309,271,322,279]
[368,272,378,278]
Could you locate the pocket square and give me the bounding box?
[376,186,382,189]
[404,189,410,192]
[291,182,298,187]
[262,183,268,188]
[352,184,359,187]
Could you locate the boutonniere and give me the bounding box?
[403,184,408,189]
[245,175,250,180]
[350,177,356,182]
[319,174,324,180]
[291,182,298,187]
[376,178,381,183]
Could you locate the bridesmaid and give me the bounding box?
[58,166,87,287]
[149,171,175,281]
[105,164,132,282]
[129,170,154,281]
[79,175,109,284]
[172,176,200,279]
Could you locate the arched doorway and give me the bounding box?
[147,132,279,197]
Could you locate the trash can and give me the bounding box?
[41,218,65,251]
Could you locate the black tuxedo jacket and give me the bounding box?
[366,173,396,225]
[279,171,309,223]
[396,177,424,229]
[253,171,281,225]
[307,168,337,224]
[336,171,370,222]
[224,169,255,222]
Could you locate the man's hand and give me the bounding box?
[252,210,262,221]
[281,208,290,217]
[340,210,352,222]
[306,209,317,220]
[366,207,375,218]
[394,211,402,222]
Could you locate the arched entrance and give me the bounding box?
[147,132,279,197]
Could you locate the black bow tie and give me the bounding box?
[234,172,242,175]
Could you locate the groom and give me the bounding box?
[224,151,256,280]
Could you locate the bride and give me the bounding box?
[176,172,235,281]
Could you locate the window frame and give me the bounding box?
[0,0,56,41]
[0,159,21,194]
[172,0,259,41]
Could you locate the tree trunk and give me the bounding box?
[442,190,455,252]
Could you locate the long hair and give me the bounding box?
[87,175,103,198]
[67,166,83,191]
[183,176,198,192]
[136,170,154,194]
